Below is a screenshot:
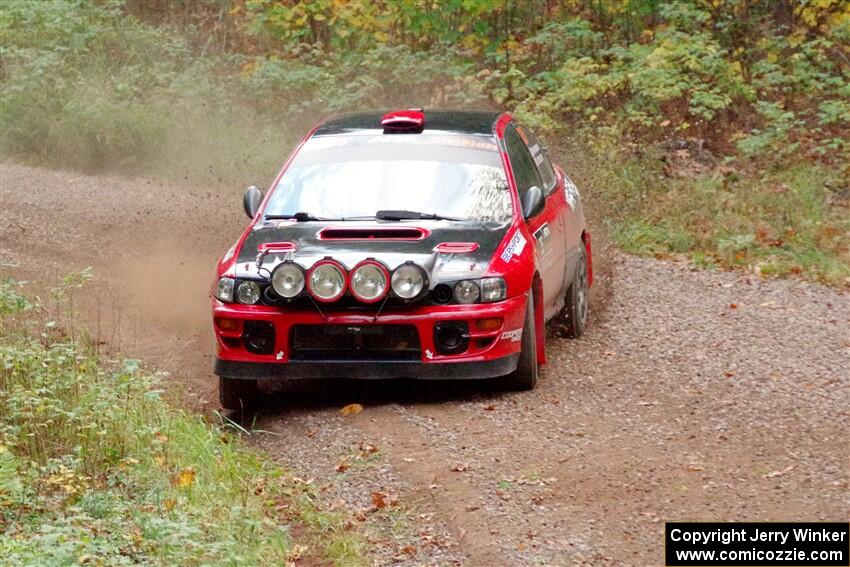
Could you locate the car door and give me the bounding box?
[518,126,573,305]
[503,123,566,314]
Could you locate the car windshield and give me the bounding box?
[264,134,512,222]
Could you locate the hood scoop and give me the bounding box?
[318,227,427,241]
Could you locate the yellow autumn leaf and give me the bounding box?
[173,467,195,488]
[788,33,806,47]
[163,498,176,511]
[340,403,363,416]
[286,544,307,561]
[730,61,743,76]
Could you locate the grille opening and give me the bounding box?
[319,227,425,240]
[290,324,420,361]
[243,321,276,355]
[475,337,496,349]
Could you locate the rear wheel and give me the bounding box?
[562,251,589,339]
[219,376,258,411]
[502,295,538,391]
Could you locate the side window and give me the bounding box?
[518,126,558,195]
[503,124,543,199]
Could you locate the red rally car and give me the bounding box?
[211,109,592,409]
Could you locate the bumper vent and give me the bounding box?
[243,321,276,355]
[290,324,421,361]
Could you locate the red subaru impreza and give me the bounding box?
[211,109,592,409]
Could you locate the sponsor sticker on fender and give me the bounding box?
[500,231,527,262]
[502,328,523,342]
[564,177,580,209]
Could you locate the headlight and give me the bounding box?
[391,263,427,299]
[350,260,389,303]
[236,280,261,304]
[453,280,480,304]
[271,262,305,299]
[215,277,235,302]
[480,277,506,302]
[307,260,347,302]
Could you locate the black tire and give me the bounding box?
[219,376,258,411]
[562,251,589,339]
[502,295,538,391]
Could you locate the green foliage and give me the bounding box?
[0,280,31,316]
[3,0,847,170]
[508,2,828,153]
[0,0,293,184]
[0,285,364,566]
[242,43,485,113]
[245,0,505,52]
[567,136,850,285]
[0,0,848,284]
[736,101,804,158]
[0,0,489,184]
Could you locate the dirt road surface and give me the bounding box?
[2,162,848,566]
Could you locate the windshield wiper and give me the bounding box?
[265,212,327,222]
[375,210,462,221]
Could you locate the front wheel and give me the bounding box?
[219,376,258,411]
[561,251,589,339]
[501,294,538,391]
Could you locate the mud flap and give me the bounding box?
[533,279,546,365]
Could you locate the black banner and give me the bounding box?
[666,522,849,566]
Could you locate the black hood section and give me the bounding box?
[235,220,510,284]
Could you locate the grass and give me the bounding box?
[563,138,850,286]
[0,279,365,566]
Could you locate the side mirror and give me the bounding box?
[243,185,264,219]
[521,185,545,219]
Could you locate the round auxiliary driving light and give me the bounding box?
[271,262,305,299]
[307,260,347,302]
[391,263,426,300]
[350,260,389,303]
[236,280,261,304]
[453,280,480,304]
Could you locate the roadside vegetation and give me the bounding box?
[0,0,847,284]
[0,279,364,566]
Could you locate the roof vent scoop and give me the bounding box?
[382,109,425,133]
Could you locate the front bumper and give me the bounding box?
[214,354,519,380]
[211,293,528,380]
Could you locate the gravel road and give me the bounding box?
[2,162,848,566]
